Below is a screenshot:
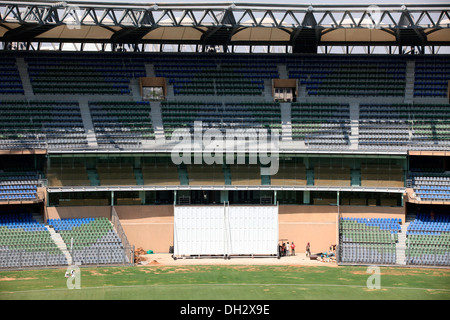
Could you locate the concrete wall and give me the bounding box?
[278,205,338,255]
[46,206,110,221]
[44,204,406,255]
[114,205,174,253]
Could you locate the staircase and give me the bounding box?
[349,102,359,150]
[404,60,415,104]
[16,57,35,99]
[280,102,293,141]
[129,78,142,101]
[277,64,288,79]
[48,227,73,265]
[144,63,155,77]
[33,214,72,265]
[78,98,99,148]
[396,214,414,265]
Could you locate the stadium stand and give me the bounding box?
[406,212,450,265]
[359,103,450,150]
[0,55,24,95]
[25,53,144,95]
[287,55,406,97]
[414,56,450,97]
[89,101,155,149]
[0,100,88,150]
[48,217,128,265]
[0,1,449,268]
[410,169,450,202]
[161,101,281,139]
[151,54,278,96]
[0,170,38,202]
[0,212,67,268]
[290,102,350,146]
[340,217,400,264]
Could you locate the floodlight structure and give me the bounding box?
[0,1,449,53]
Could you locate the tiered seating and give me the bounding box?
[0,100,87,150]
[151,54,278,96]
[290,103,350,147]
[161,101,281,139]
[152,56,216,95]
[89,101,155,149]
[49,217,128,265]
[26,53,144,95]
[0,56,24,94]
[406,212,450,265]
[0,170,38,202]
[414,56,450,97]
[0,213,67,268]
[340,217,401,264]
[410,170,450,202]
[287,55,406,96]
[359,103,450,150]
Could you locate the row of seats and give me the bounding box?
[340,243,396,264]
[0,100,88,150]
[411,172,450,202]
[25,53,144,95]
[3,52,449,99]
[405,212,450,266]
[0,213,67,269]
[49,217,129,265]
[290,103,350,145]
[339,217,402,265]
[359,103,450,150]
[161,101,281,139]
[0,58,24,95]
[89,101,155,149]
[0,170,38,202]
[287,56,406,96]
[414,57,450,97]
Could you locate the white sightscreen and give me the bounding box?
[226,206,278,255]
[174,205,278,256]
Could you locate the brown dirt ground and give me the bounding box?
[135,253,338,267]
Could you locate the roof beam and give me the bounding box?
[0,2,448,48]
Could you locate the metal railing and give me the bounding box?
[0,247,68,269]
[111,206,134,265]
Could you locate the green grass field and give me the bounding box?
[0,264,449,300]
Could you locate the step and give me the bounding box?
[78,99,98,148]
[47,226,72,265]
[280,102,292,141]
[395,219,411,265]
[16,57,35,99]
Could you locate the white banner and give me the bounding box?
[174,205,278,257]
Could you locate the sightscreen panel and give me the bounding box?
[174,205,278,257]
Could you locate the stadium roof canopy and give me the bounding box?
[1,1,450,53]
